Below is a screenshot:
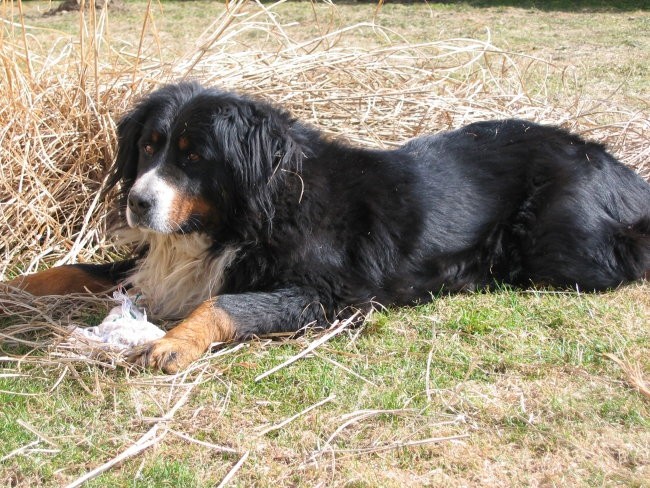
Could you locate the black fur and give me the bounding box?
[107,82,650,337]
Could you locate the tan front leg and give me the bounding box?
[127,301,237,374]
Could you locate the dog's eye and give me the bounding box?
[143,144,154,155]
[187,152,200,162]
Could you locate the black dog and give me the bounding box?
[7,82,650,373]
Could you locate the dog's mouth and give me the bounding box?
[126,200,210,235]
[126,203,171,233]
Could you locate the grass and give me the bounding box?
[1,1,649,486]
[1,286,648,486]
[2,288,648,486]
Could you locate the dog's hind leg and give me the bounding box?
[520,206,649,290]
[2,260,136,296]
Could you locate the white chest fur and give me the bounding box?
[124,232,239,320]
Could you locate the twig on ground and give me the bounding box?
[258,394,335,436]
[426,345,435,402]
[313,351,377,386]
[169,430,239,454]
[604,353,650,400]
[64,424,167,488]
[0,440,41,463]
[64,370,205,487]
[254,311,360,382]
[325,433,470,458]
[216,450,250,488]
[16,419,60,448]
[304,409,467,466]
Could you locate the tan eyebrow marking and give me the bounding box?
[178,136,189,151]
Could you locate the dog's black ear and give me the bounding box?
[243,101,303,187]
[219,97,304,221]
[103,103,150,200]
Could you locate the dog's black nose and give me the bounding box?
[127,192,153,217]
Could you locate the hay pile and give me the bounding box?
[1,1,648,342]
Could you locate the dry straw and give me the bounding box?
[1,0,649,364]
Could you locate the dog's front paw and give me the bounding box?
[126,337,203,374]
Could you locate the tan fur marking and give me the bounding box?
[5,266,114,295]
[166,301,236,345]
[168,194,214,227]
[127,301,236,373]
[151,130,161,143]
[178,135,189,151]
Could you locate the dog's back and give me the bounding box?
[381,119,650,297]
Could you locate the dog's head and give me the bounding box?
[106,82,303,237]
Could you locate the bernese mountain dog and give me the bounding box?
[5,82,650,373]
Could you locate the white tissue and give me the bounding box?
[70,291,165,351]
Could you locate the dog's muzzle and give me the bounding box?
[126,171,177,232]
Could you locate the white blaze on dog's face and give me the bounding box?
[126,128,216,234]
[126,168,179,232]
